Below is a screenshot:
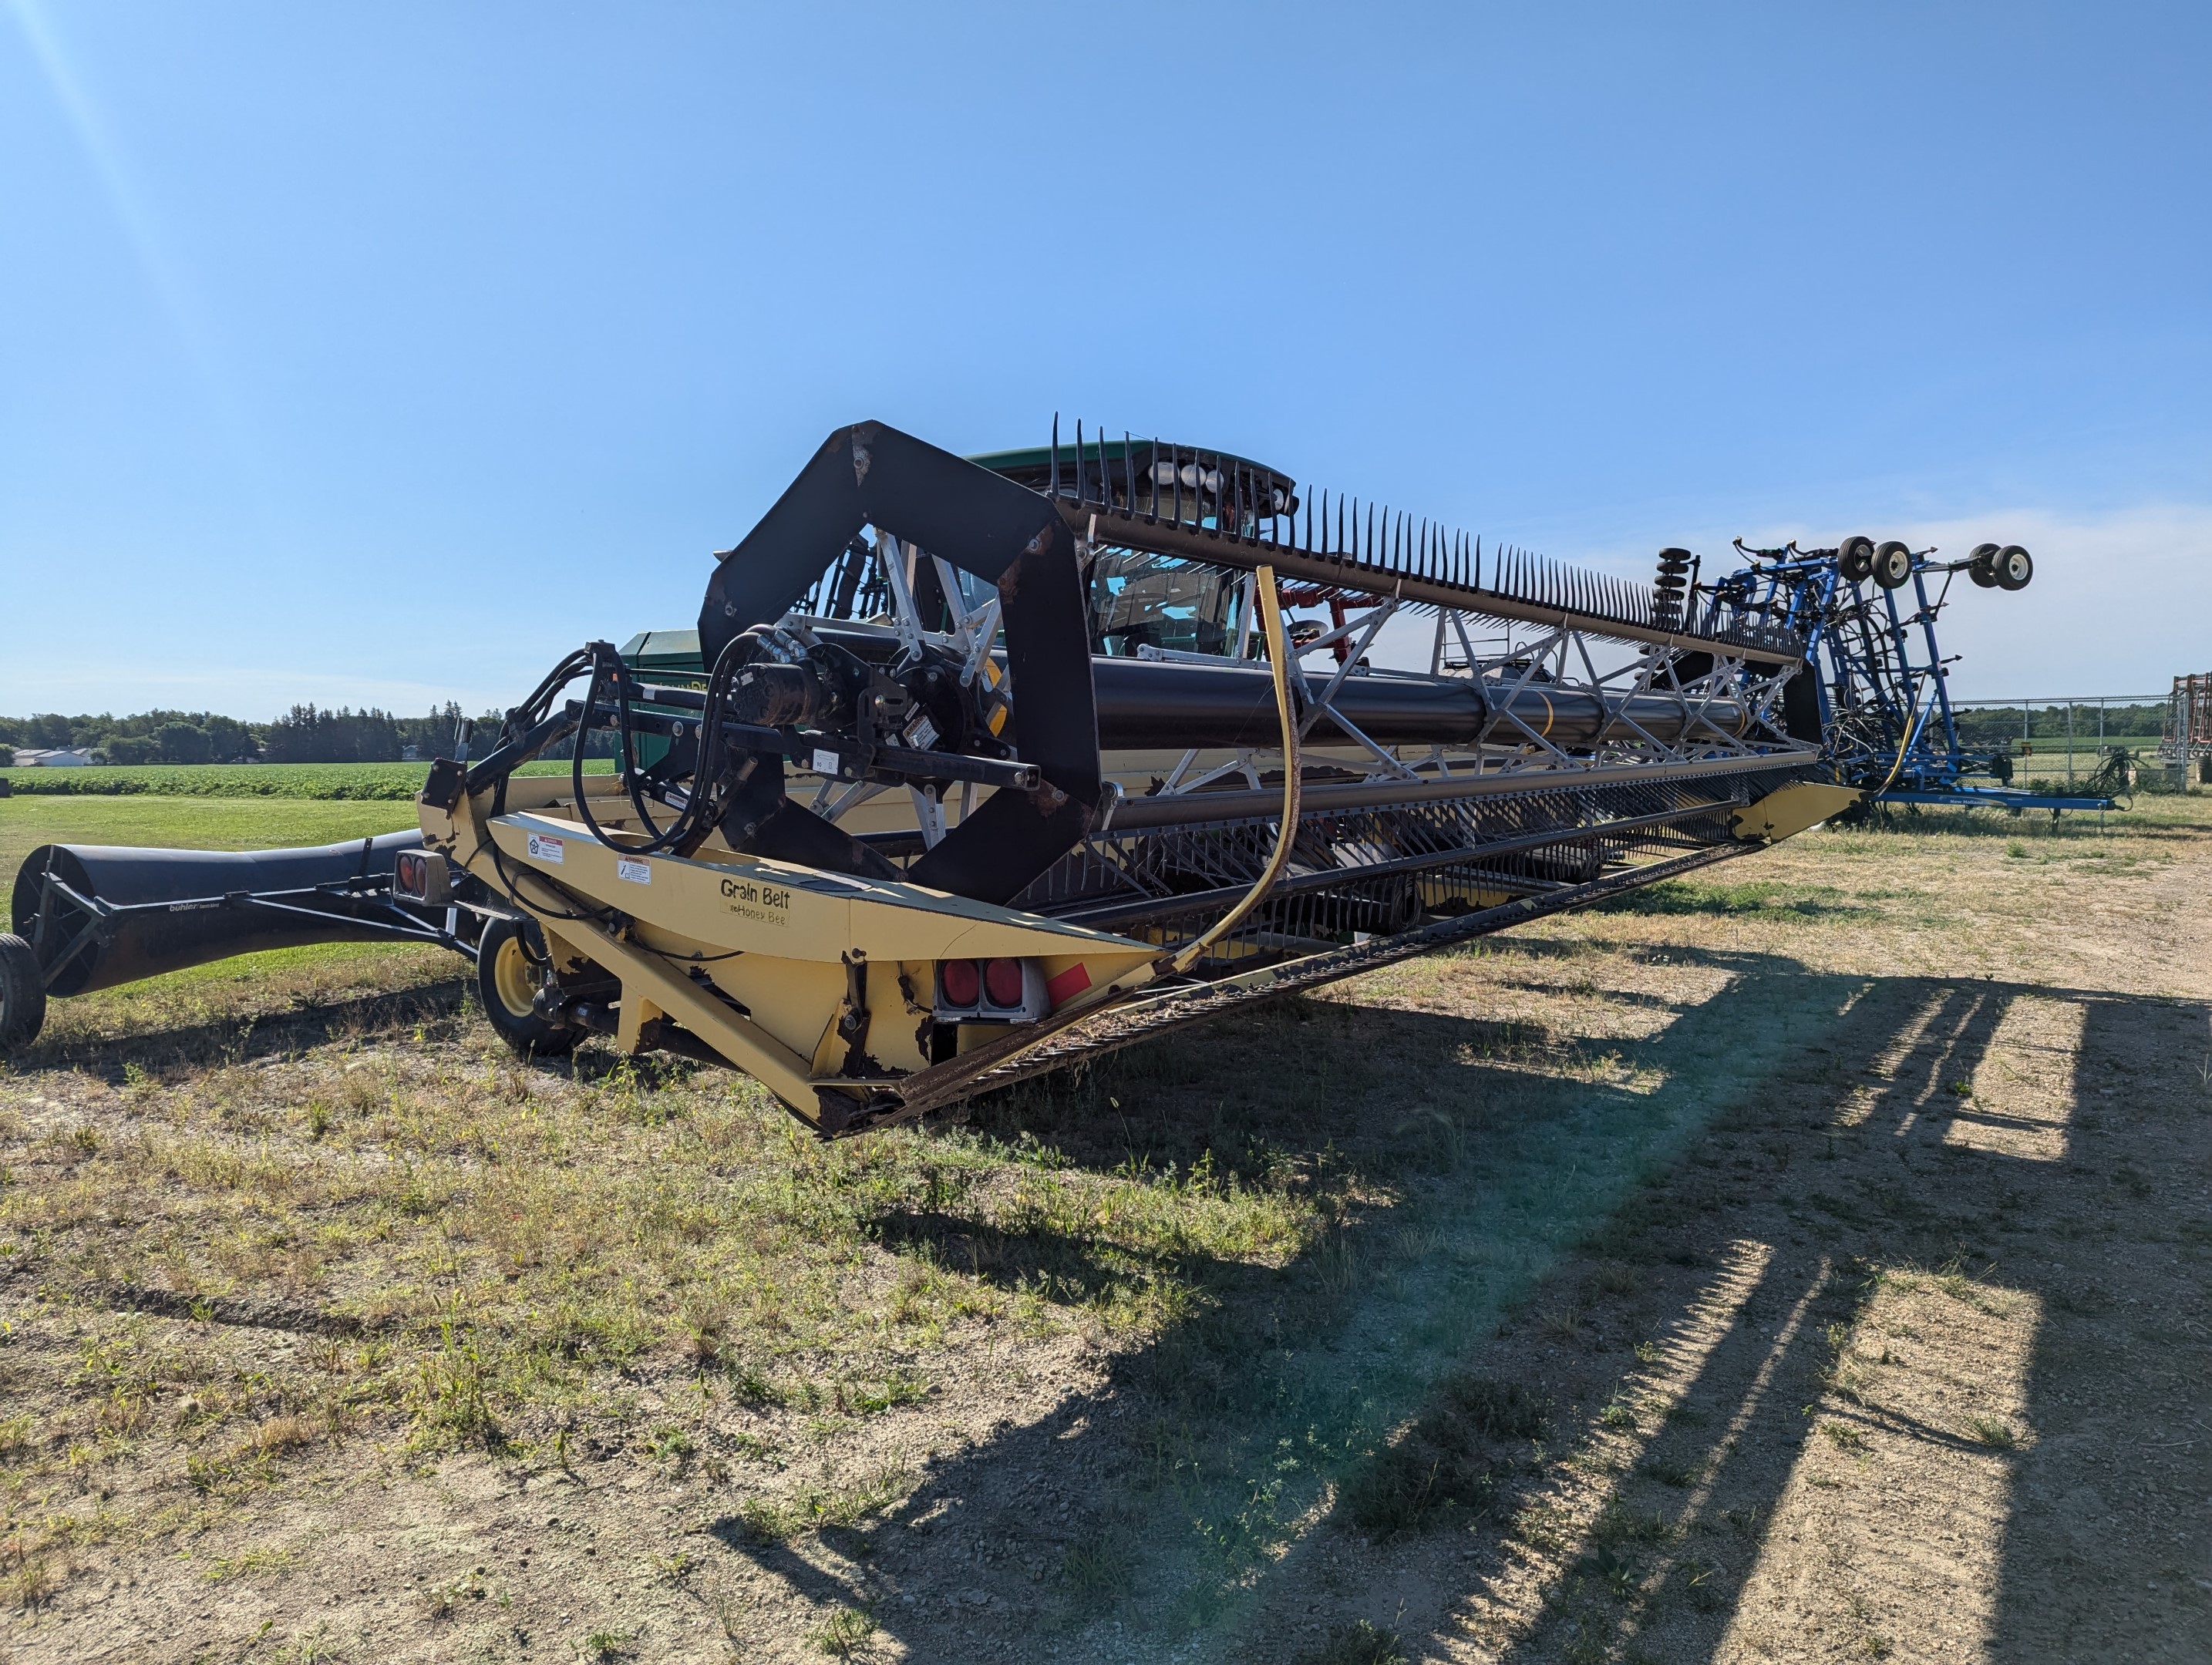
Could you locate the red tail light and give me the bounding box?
[938,958,981,1007]
[393,848,451,904]
[934,955,1045,1023]
[984,957,1025,1007]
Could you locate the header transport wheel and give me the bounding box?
[0,933,46,1053]
[1995,543,2033,590]
[1871,540,1914,590]
[476,918,581,1058]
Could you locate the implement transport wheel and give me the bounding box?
[476,918,581,1058]
[1837,535,1875,582]
[1968,542,2002,587]
[1995,543,2033,590]
[0,933,46,1053]
[1871,540,1914,589]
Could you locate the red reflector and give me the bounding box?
[984,957,1025,1008]
[938,959,980,1007]
[1045,962,1091,1007]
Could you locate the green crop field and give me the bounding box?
[0,787,454,1048]
[0,764,608,1045]
[0,757,612,800]
[0,792,419,883]
[0,762,429,799]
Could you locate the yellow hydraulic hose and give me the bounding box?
[1169,566,1303,974]
[1875,698,1930,795]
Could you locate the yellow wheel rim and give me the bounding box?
[490,934,540,1018]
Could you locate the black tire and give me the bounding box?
[475,918,581,1058]
[1968,542,2001,588]
[1995,543,2033,590]
[1871,540,1914,590]
[1837,535,1875,582]
[0,933,46,1054]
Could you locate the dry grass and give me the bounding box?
[0,791,2207,1661]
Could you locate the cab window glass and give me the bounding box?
[1087,551,1244,658]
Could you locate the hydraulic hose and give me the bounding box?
[1168,566,1301,974]
[1874,698,1931,794]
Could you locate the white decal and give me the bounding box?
[526,832,564,864]
[904,714,939,751]
[811,748,840,776]
[617,856,651,886]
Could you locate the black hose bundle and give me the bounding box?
[567,634,758,858]
[499,648,597,749]
[469,635,777,960]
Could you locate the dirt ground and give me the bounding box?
[0,797,2206,1663]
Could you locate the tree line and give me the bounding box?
[0,697,2173,769]
[1950,702,2165,748]
[0,704,515,766]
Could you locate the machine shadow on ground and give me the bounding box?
[698,945,2209,1661]
[1319,974,2207,1665]
[15,977,470,1079]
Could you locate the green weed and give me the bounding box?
[1061,1533,1134,1607]
[809,1606,876,1658]
[1296,1620,1408,1665]
[1340,1377,1547,1538]
[735,1462,913,1543]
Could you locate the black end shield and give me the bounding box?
[700,422,1100,905]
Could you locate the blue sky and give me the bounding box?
[3,2,2206,716]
